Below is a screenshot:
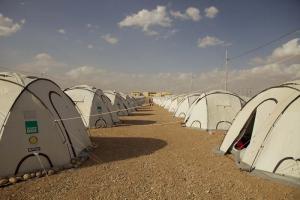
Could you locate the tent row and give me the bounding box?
[154,81,300,186]
[154,90,246,132]
[0,72,144,178]
[64,85,142,128]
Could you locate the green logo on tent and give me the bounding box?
[25,121,39,134]
[97,106,102,113]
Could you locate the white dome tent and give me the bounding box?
[127,96,137,108]
[130,96,140,107]
[133,96,145,106]
[119,92,136,113]
[168,94,186,113]
[104,90,129,116]
[174,93,201,118]
[65,85,119,128]
[153,96,163,105]
[183,93,205,121]
[123,95,134,113]
[184,90,245,131]
[218,81,300,185]
[163,95,175,110]
[0,72,91,177]
[156,96,171,107]
[101,94,120,124]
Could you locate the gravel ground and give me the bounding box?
[0,105,299,200]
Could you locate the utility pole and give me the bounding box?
[225,48,229,91]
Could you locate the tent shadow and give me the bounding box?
[136,108,152,112]
[119,119,156,126]
[129,113,154,116]
[84,136,167,166]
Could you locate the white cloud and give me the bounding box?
[186,7,201,21]
[251,38,300,65]
[170,7,201,21]
[220,40,300,95]
[197,36,225,48]
[121,39,299,95]
[205,6,219,18]
[228,63,300,92]
[85,23,99,30]
[157,72,171,79]
[66,66,105,79]
[31,53,59,71]
[102,34,119,44]
[13,54,103,87]
[249,57,265,65]
[170,10,189,20]
[244,64,299,82]
[11,39,300,95]
[17,53,67,74]
[35,53,52,61]
[0,13,24,37]
[150,61,300,95]
[57,29,66,34]
[87,44,94,49]
[161,29,179,39]
[119,6,172,35]
[178,72,192,80]
[269,38,300,61]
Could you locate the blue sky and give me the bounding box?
[0,0,300,93]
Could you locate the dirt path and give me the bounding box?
[0,105,299,200]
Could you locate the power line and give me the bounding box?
[229,28,300,61]
[226,54,300,88]
[183,53,300,95]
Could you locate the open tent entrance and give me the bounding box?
[234,110,256,150]
[233,99,277,151]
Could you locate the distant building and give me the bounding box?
[142,92,157,97]
[131,91,143,96]
[131,91,172,97]
[155,92,172,97]
[149,92,157,97]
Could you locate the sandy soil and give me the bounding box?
[0,105,299,200]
